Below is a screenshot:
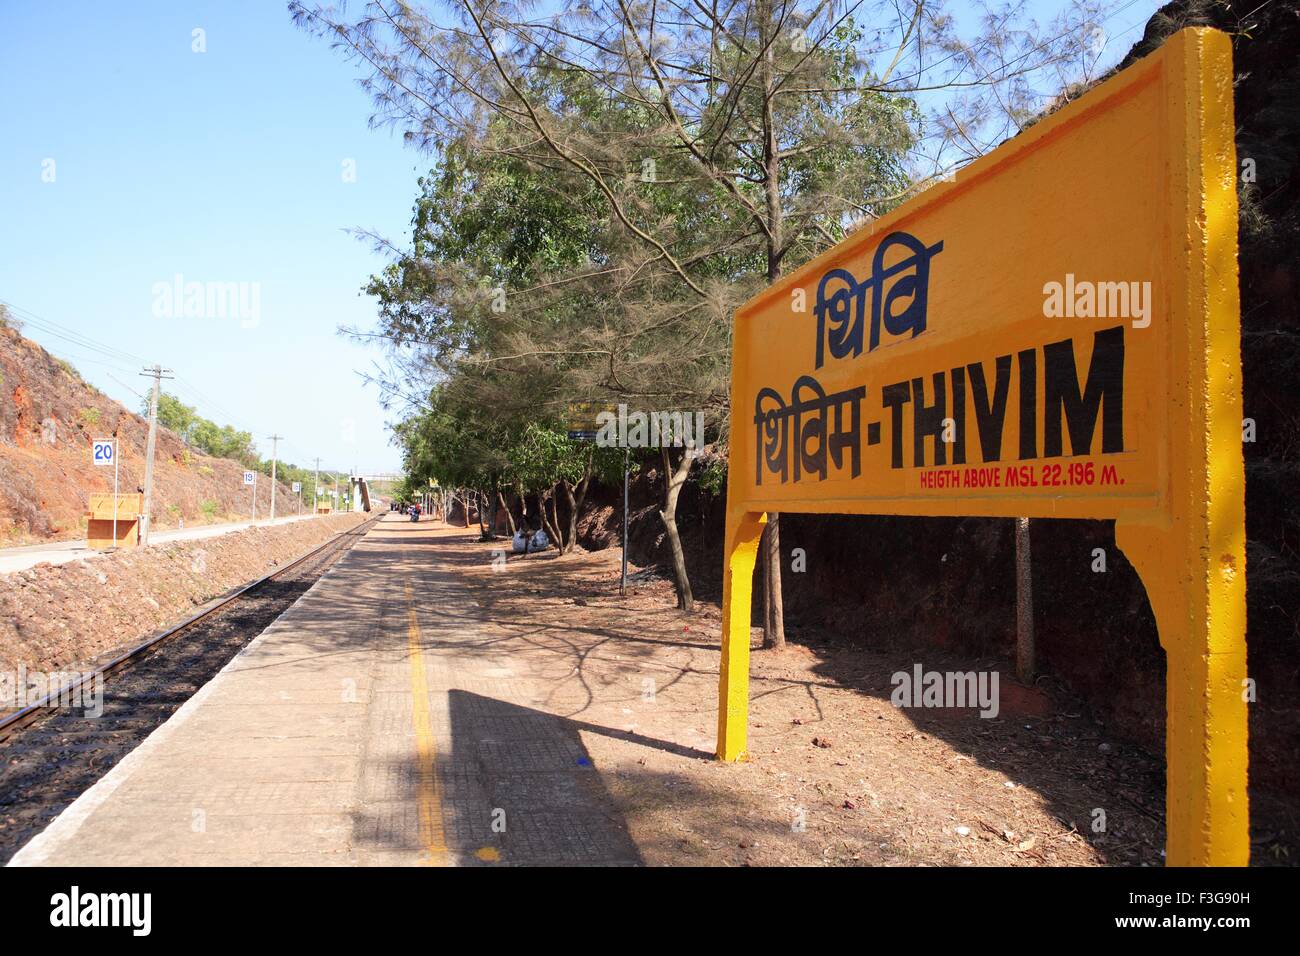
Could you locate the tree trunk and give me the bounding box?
[551,494,566,554]
[562,467,592,553]
[561,481,576,550]
[477,490,487,538]
[762,528,772,644]
[762,517,785,649]
[659,446,694,611]
[1015,517,1034,682]
[538,489,563,554]
[548,486,565,554]
[498,489,516,537]
[758,0,786,649]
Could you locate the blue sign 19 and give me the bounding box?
[92,440,115,466]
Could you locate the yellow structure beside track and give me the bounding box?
[717,28,1247,866]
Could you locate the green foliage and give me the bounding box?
[300,0,1001,592]
[143,394,338,507]
[257,460,338,510]
[696,454,729,498]
[153,392,196,440]
[78,407,100,427]
[148,392,257,465]
[199,499,219,518]
[393,384,629,503]
[362,17,919,487]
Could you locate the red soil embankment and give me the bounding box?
[0,325,298,546]
[0,512,365,693]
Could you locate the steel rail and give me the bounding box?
[0,513,383,741]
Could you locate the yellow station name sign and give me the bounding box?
[718,28,1247,866]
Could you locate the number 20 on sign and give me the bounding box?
[718,29,1247,866]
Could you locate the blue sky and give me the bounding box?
[0,1,419,472]
[0,0,1161,474]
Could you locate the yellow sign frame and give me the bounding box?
[717,28,1246,866]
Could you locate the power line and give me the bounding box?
[1,301,351,496]
[139,364,175,545]
[171,375,257,434]
[169,376,340,481]
[45,347,136,377]
[106,372,148,401]
[267,434,284,520]
[0,298,147,367]
[169,377,294,461]
[171,376,313,463]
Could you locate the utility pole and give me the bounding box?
[138,364,174,546]
[1015,517,1035,682]
[268,434,283,521]
[621,448,629,595]
[313,457,321,513]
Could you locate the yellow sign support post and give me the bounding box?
[717,28,1247,866]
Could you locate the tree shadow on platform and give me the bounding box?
[424,523,1167,866]
[361,521,1168,865]
[349,690,645,866]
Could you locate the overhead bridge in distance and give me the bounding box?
[348,472,401,513]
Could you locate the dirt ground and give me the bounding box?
[434,524,1172,867]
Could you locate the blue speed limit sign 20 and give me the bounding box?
[92,440,115,465]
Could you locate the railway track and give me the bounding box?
[0,513,382,863]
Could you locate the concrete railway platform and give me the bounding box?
[8,514,641,866]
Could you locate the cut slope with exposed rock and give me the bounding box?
[0,324,296,546]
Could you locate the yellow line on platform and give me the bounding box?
[405,580,449,866]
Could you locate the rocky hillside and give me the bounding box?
[0,324,296,545]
